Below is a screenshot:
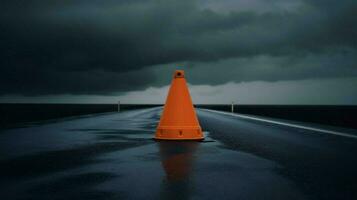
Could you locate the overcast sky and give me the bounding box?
[1,0,356,104]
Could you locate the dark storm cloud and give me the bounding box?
[149,47,357,86]
[0,0,356,95]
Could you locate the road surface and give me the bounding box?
[1,107,357,200]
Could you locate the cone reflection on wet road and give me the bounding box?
[158,141,199,199]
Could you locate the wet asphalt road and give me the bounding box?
[1,107,357,200]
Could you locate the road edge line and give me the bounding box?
[200,109,357,139]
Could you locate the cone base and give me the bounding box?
[154,137,204,141]
[155,126,204,141]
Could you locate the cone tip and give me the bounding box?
[174,70,185,78]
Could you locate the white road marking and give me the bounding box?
[200,109,357,139]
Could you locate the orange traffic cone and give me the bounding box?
[155,70,204,140]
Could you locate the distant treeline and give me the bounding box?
[1,104,356,130]
[0,104,160,128]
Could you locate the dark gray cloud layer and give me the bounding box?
[0,0,356,95]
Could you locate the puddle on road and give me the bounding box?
[0,128,306,200]
[88,131,306,200]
